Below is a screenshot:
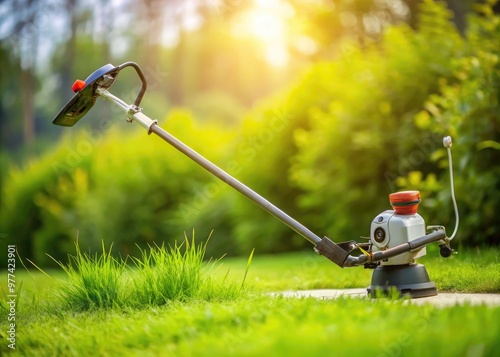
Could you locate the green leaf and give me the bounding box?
[477,140,500,151]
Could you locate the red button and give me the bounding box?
[72,79,86,92]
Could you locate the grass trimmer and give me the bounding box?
[53,62,459,298]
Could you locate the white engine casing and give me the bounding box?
[370,210,426,265]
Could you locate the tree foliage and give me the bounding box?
[0,1,499,266]
[397,2,500,245]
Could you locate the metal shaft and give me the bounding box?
[98,88,323,245]
[149,125,322,244]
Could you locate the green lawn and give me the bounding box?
[217,245,500,293]
[1,245,499,356]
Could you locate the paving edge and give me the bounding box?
[273,289,500,307]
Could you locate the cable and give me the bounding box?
[443,136,459,240]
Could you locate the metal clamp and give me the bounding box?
[128,106,158,134]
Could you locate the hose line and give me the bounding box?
[445,140,459,240]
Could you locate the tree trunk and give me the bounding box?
[60,0,78,105]
[21,68,35,145]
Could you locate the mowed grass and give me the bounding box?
[1,244,499,356]
[7,296,500,357]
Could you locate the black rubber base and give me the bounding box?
[367,263,437,298]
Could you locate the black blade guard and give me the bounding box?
[52,63,118,126]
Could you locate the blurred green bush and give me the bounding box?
[218,1,499,251]
[0,110,237,266]
[1,1,498,267]
[396,3,500,246]
[287,1,466,242]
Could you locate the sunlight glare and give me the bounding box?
[233,0,293,67]
[247,10,283,40]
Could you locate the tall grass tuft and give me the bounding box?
[32,233,252,311]
[131,232,250,306]
[51,242,125,311]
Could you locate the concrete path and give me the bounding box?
[275,289,500,307]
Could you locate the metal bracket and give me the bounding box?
[96,74,117,90]
[127,106,158,134]
[126,105,142,123]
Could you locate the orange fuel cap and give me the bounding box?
[72,79,86,92]
[389,190,421,215]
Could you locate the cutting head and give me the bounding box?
[53,63,119,126]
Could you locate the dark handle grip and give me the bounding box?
[117,62,148,107]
